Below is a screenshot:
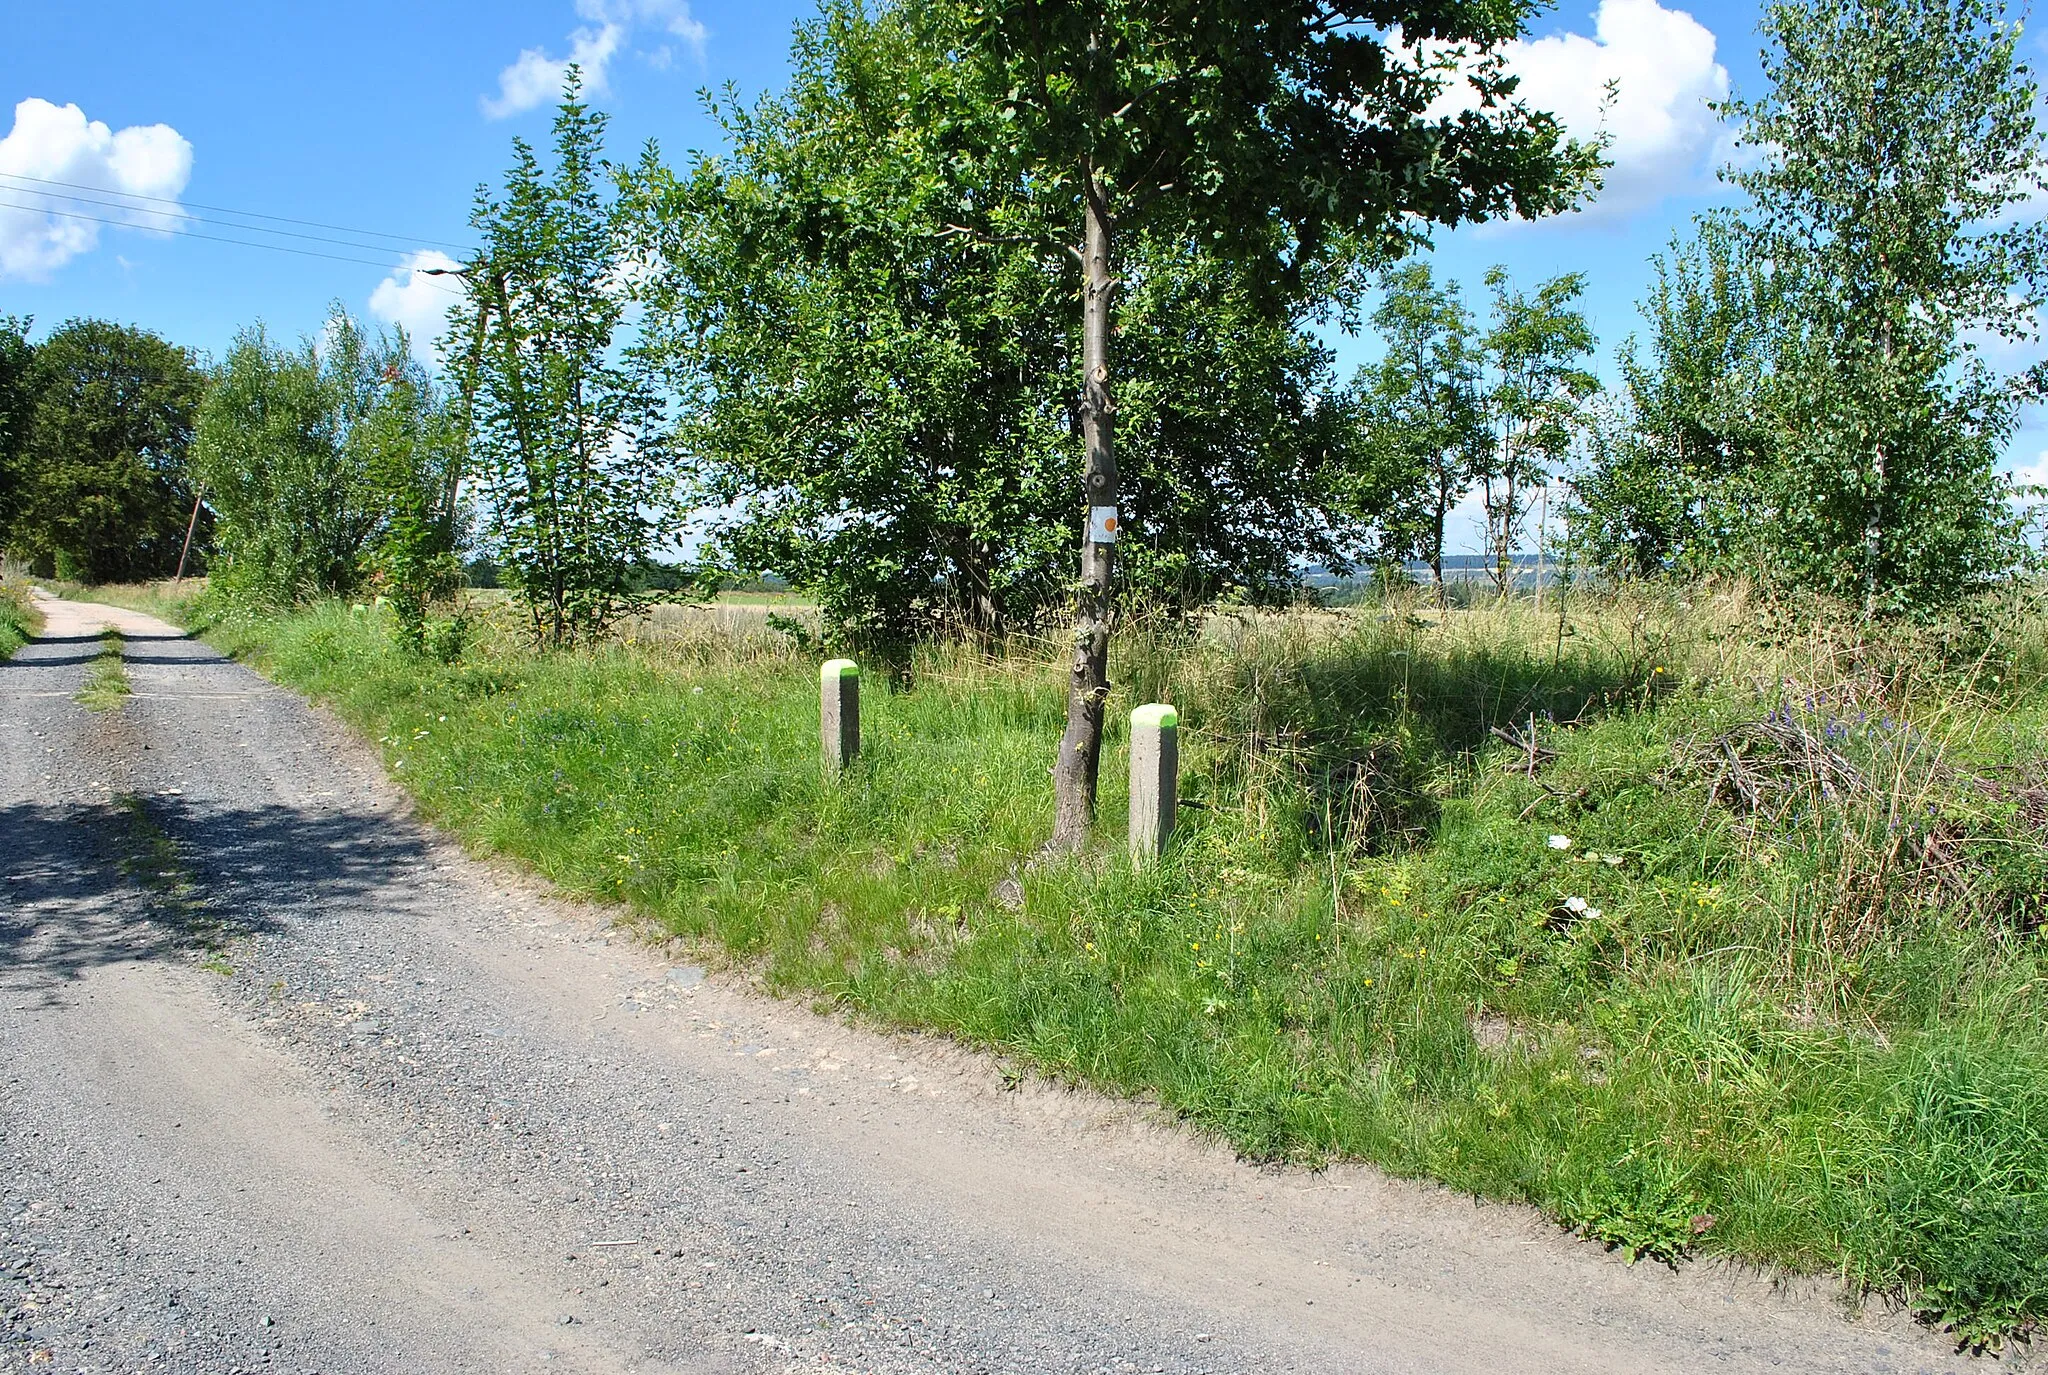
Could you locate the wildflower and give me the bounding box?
[1548,835,1573,851]
[1564,895,1589,913]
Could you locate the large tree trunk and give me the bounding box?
[1050,174,1118,851]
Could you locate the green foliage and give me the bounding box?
[360,360,464,656]
[622,2,1374,642]
[1582,0,2047,610]
[1475,270,1599,598]
[75,629,131,711]
[932,0,1604,836]
[464,73,661,649]
[1570,219,1789,579]
[1555,1148,1708,1267]
[193,307,429,605]
[949,0,1599,266]
[1115,234,1374,619]
[180,586,2048,1342]
[1856,1040,2048,1350]
[0,576,37,658]
[622,4,1072,643]
[0,316,35,544]
[1361,264,1489,599]
[6,318,206,583]
[1728,0,2047,613]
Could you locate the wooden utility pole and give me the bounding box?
[173,486,203,582]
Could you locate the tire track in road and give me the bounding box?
[1,592,1992,1374]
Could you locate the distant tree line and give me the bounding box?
[0,316,209,584]
[0,306,465,654]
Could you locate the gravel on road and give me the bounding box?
[0,592,2002,1374]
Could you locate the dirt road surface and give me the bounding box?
[1,592,2003,1374]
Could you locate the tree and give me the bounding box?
[0,316,33,549]
[1723,0,2047,613]
[8,319,206,583]
[464,73,662,648]
[192,307,436,604]
[622,1,1375,644]
[1568,218,1790,579]
[1360,264,1488,601]
[622,3,1075,644]
[1111,229,1374,620]
[1476,269,1598,599]
[361,358,466,655]
[935,0,1599,845]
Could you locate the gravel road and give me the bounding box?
[0,592,2009,1375]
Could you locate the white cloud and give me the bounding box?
[0,98,192,281]
[369,250,467,364]
[2007,451,2048,504]
[481,0,706,119]
[483,24,624,119]
[1514,0,1728,214]
[1427,0,1728,221]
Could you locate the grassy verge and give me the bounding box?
[131,583,2048,1348]
[75,629,130,710]
[0,577,41,657]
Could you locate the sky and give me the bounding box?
[4,0,2046,557]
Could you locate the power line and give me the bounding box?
[0,170,475,254]
[0,182,472,261]
[0,196,469,287]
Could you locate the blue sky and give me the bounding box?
[3,0,2043,553]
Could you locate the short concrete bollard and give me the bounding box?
[821,658,860,774]
[1128,703,1179,865]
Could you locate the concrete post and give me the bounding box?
[1128,703,1178,864]
[821,658,860,774]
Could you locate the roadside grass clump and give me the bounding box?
[0,576,39,657]
[123,579,2048,1345]
[74,629,130,710]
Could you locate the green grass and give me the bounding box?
[0,577,39,657]
[74,629,131,710]
[125,582,2048,1348]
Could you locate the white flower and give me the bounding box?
[1548,835,1573,850]
[1564,895,1589,913]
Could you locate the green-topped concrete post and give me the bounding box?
[1129,703,1178,864]
[821,658,860,775]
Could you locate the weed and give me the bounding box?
[0,577,40,657]
[112,793,234,973]
[75,630,130,710]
